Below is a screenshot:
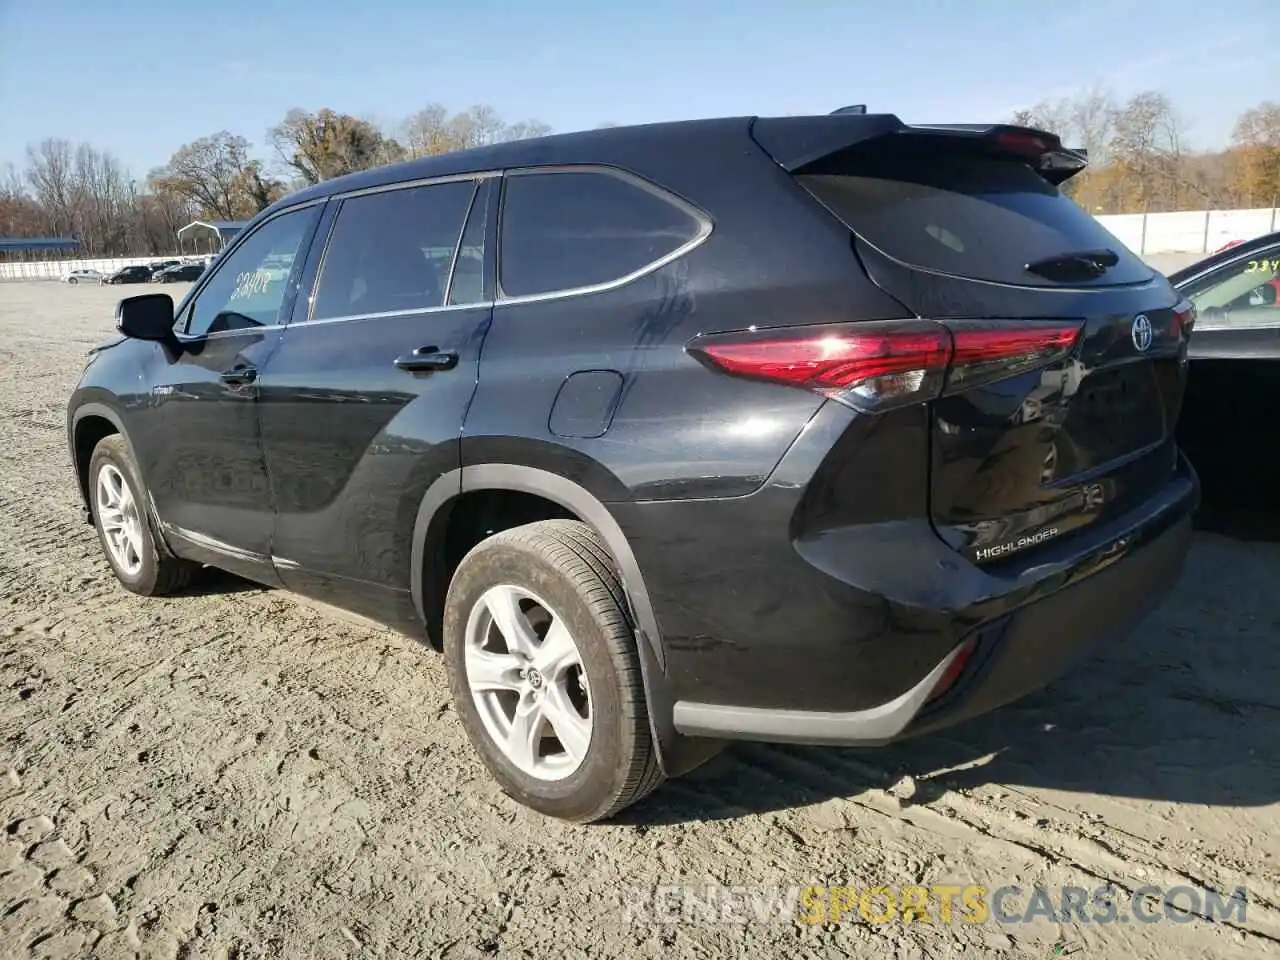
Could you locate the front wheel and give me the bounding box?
[68,278,78,285]
[443,520,664,822]
[88,435,199,596]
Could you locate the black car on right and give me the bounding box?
[155,262,206,282]
[1168,231,1280,532]
[104,265,156,285]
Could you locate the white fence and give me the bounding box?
[3,206,1278,282]
[0,255,194,282]
[1095,207,1279,256]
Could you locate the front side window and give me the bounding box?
[311,180,477,321]
[498,169,704,298]
[1183,248,1280,330]
[185,206,319,337]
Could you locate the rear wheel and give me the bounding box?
[443,520,663,822]
[88,435,199,596]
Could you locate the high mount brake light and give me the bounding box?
[687,319,1084,413]
[994,131,1052,156]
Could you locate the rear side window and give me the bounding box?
[448,180,491,306]
[312,179,476,321]
[796,153,1152,287]
[499,169,703,298]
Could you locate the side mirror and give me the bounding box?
[1255,282,1278,306]
[116,293,176,341]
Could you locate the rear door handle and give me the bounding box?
[394,347,458,373]
[220,364,257,385]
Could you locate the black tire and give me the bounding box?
[68,278,77,285]
[443,519,664,822]
[87,435,199,596]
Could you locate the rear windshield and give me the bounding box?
[796,153,1152,287]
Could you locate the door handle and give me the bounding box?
[220,364,258,385]
[394,347,458,373]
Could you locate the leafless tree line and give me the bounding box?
[3,92,1279,258]
[1013,87,1280,214]
[1,104,556,257]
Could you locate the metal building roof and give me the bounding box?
[0,237,82,251]
[177,220,247,238]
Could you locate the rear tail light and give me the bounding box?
[1172,299,1195,338]
[687,318,1083,412]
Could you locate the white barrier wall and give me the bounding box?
[1097,207,1280,255]
[3,207,1278,281]
[0,256,189,282]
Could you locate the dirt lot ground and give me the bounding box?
[0,280,1277,959]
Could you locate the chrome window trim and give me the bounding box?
[193,322,288,342]
[328,169,501,202]
[494,164,714,306]
[176,197,327,342]
[274,163,714,329]
[288,301,496,328]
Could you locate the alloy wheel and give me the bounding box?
[96,463,145,576]
[464,584,593,781]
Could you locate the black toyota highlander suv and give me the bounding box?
[67,112,1199,822]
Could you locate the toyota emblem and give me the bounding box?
[1131,314,1153,352]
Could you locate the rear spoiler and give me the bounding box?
[749,115,1090,186]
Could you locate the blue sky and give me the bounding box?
[0,0,1273,177]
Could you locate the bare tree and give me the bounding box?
[402,103,551,158]
[1231,101,1280,206]
[151,132,280,220]
[24,138,77,237]
[0,164,44,238]
[1011,99,1073,139]
[1109,91,1191,209]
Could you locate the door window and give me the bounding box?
[311,180,477,321]
[185,205,320,337]
[448,181,491,306]
[1184,249,1280,330]
[498,169,704,298]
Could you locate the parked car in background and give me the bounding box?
[147,260,181,280]
[63,269,104,285]
[1170,231,1279,534]
[68,112,1198,822]
[155,262,206,283]
[104,265,156,285]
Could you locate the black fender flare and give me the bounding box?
[409,463,723,778]
[69,402,132,516]
[69,401,179,560]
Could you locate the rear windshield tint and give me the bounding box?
[796,154,1152,287]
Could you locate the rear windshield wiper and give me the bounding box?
[1025,248,1119,281]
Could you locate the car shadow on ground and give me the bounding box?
[179,566,268,598]
[621,535,1280,826]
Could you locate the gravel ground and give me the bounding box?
[0,280,1277,960]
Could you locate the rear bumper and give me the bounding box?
[639,401,1198,744]
[672,496,1192,744]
